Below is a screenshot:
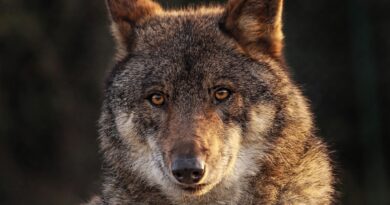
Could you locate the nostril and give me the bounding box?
[192,171,200,178]
[191,170,202,179]
[172,171,183,180]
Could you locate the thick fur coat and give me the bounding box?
[85,0,334,204]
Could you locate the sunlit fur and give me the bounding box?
[84,0,335,204]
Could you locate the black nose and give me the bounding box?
[171,157,205,184]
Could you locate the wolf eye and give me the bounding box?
[148,93,165,106]
[214,88,231,102]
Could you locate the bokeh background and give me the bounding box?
[0,0,389,204]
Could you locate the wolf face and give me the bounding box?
[99,0,318,202]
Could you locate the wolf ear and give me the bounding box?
[106,0,162,58]
[220,0,284,59]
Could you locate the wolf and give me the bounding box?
[85,0,334,204]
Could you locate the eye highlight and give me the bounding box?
[214,88,231,102]
[148,93,165,106]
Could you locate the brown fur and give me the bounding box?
[107,0,163,59]
[222,0,284,59]
[85,0,334,204]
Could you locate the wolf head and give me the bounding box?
[100,0,312,199]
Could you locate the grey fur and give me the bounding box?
[85,0,334,204]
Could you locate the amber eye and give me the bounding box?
[215,88,231,101]
[149,93,165,106]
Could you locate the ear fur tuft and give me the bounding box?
[221,0,284,60]
[106,0,162,59]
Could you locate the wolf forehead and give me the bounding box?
[107,13,278,105]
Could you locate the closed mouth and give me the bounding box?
[180,184,208,193]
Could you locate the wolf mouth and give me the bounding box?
[180,184,208,193]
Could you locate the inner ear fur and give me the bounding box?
[220,0,284,60]
[106,0,162,58]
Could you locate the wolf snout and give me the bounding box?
[171,157,205,185]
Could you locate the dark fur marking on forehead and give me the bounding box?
[182,19,196,72]
[140,66,163,92]
[183,53,195,73]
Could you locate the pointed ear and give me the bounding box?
[106,0,162,58]
[220,0,284,59]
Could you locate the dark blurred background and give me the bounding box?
[0,0,389,204]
